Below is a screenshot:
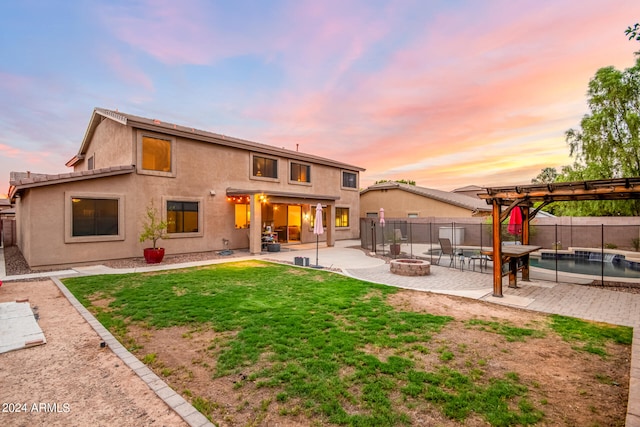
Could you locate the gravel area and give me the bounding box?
[2,245,250,277]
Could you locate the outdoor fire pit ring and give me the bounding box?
[390,259,430,276]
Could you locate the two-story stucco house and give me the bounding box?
[8,108,364,269]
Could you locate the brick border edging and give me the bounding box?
[51,277,214,427]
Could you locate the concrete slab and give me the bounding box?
[484,294,534,308]
[0,301,46,354]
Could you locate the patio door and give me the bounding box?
[287,205,301,242]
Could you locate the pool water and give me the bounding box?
[530,258,640,279]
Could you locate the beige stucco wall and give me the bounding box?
[360,188,475,218]
[18,121,361,268]
[76,118,134,171]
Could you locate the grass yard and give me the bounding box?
[63,260,632,426]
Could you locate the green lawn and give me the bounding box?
[63,260,631,426]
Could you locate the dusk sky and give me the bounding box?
[1,1,639,197]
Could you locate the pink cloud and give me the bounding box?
[101,50,154,91]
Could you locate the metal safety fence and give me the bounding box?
[360,218,640,284]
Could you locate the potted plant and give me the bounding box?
[139,203,168,264]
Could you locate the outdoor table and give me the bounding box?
[481,245,541,288]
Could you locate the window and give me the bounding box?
[342,171,357,189]
[235,204,250,228]
[167,201,199,233]
[310,207,327,229]
[290,162,311,183]
[408,213,418,218]
[72,198,119,236]
[65,192,125,243]
[142,136,171,172]
[336,207,349,227]
[137,132,175,177]
[252,155,278,179]
[87,155,94,171]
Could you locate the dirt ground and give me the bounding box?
[0,280,187,427]
[0,276,631,427]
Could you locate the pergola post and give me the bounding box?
[492,200,503,297]
[521,205,531,281]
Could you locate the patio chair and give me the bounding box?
[394,228,408,243]
[438,238,463,268]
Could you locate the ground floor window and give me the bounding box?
[336,207,349,227]
[66,192,125,243]
[72,198,119,236]
[167,201,199,233]
[310,207,327,230]
[235,204,250,228]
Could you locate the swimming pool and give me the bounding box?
[530,257,640,279]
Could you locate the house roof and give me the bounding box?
[67,108,365,172]
[9,165,135,199]
[361,182,491,212]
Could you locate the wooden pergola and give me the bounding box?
[478,177,640,297]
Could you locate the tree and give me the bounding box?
[531,167,558,184]
[556,57,640,216]
[374,179,416,185]
[626,23,640,41]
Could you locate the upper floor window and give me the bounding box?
[336,207,350,227]
[290,162,311,183]
[167,201,199,233]
[137,132,176,177]
[342,171,357,189]
[142,136,171,172]
[252,155,278,179]
[87,155,94,171]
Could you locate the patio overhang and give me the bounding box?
[478,177,640,297]
[225,188,340,202]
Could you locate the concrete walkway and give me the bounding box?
[2,241,640,426]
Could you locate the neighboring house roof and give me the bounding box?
[9,165,135,199]
[452,184,485,198]
[0,198,10,208]
[452,184,483,193]
[67,108,365,172]
[361,182,491,212]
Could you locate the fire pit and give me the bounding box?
[389,259,430,276]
